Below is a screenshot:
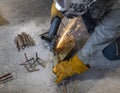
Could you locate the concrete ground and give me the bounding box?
[0,0,120,93]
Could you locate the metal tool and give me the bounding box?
[40,16,61,51]
[40,16,61,42]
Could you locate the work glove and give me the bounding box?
[51,1,64,20]
[53,55,89,84]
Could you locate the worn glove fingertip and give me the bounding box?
[53,67,57,74]
[55,75,64,84]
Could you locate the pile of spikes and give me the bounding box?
[14,32,35,51]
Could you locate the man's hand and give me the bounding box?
[53,55,89,84]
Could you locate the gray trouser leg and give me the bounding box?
[78,22,120,63]
[78,2,120,63]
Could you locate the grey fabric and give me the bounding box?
[117,0,120,4]
[61,0,96,17]
[79,1,120,63]
[90,0,113,19]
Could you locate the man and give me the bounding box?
[51,0,120,83]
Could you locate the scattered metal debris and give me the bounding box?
[14,32,35,51]
[0,73,14,84]
[20,52,46,72]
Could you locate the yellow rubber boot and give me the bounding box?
[53,55,89,84]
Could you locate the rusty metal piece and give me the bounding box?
[0,77,14,84]
[21,32,31,46]
[0,75,13,82]
[24,64,39,72]
[14,38,20,51]
[0,73,14,84]
[24,53,28,61]
[21,32,29,46]
[20,53,40,72]
[20,58,34,65]
[36,53,46,68]
[24,53,39,72]
[31,52,46,68]
[14,32,35,51]
[17,34,26,47]
[24,53,34,67]
[0,73,11,80]
[20,52,47,72]
[27,34,35,46]
[15,36,24,51]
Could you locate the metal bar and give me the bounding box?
[0,73,11,80]
[24,53,33,67]
[36,52,38,58]
[36,60,46,68]
[0,77,14,84]
[24,53,28,61]
[24,65,39,72]
[0,75,13,82]
[20,58,34,65]
[35,52,46,68]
